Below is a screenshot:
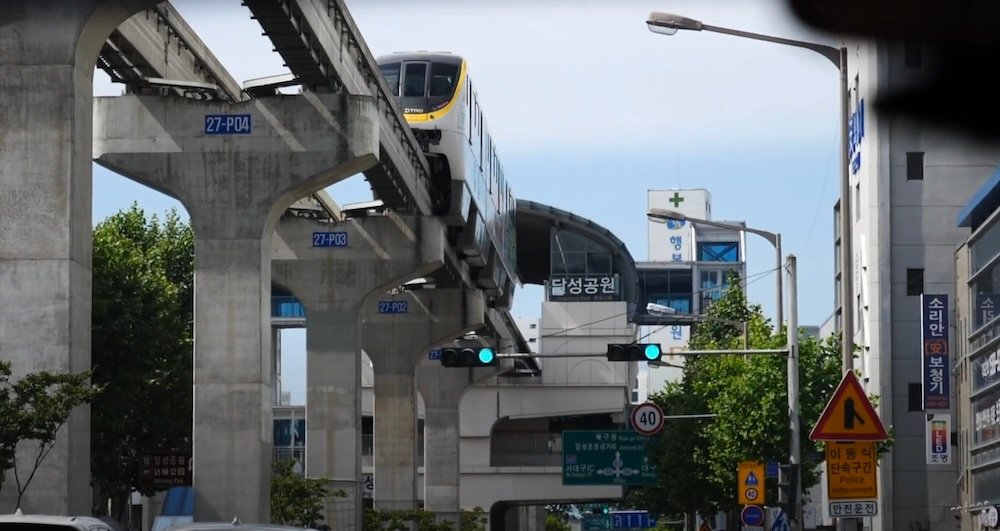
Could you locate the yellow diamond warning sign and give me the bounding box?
[810,371,888,441]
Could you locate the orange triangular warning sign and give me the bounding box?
[809,371,888,441]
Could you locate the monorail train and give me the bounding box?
[376,52,517,301]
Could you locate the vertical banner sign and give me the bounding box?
[921,294,950,410]
[926,414,952,465]
[977,293,1000,328]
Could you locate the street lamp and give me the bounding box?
[645,10,853,375]
[647,208,782,329]
[646,302,748,350]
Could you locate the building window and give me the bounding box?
[700,269,737,307]
[854,183,861,221]
[904,40,922,68]
[907,152,924,180]
[638,268,693,314]
[550,230,612,277]
[907,268,924,296]
[697,242,740,262]
[833,201,841,241]
[908,383,923,411]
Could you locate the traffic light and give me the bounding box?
[777,463,800,518]
[440,344,498,367]
[606,343,662,362]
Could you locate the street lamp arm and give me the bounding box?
[648,208,780,247]
[700,23,841,68]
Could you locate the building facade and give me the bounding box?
[954,169,1000,530]
[835,38,1000,530]
[643,189,747,395]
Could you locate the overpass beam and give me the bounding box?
[93,93,379,522]
[0,0,158,513]
[363,289,485,512]
[272,214,445,530]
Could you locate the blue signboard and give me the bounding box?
[204,114,252,135]
[921,294,950,410]
[428,349,442,361]
[312,232,348,248]
[848,99,864,175]
[766,460,779,479]
[378,300,408,314]
[611,511,656,529]
[741,505,764,527]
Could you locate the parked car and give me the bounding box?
[165,519,318,531]
[0,510,116,531]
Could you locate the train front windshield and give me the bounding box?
[379,60,460,114]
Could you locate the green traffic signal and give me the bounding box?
[644,344,661,360]
[606,343,663,362]
[440,344,500,367]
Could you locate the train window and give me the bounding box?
[429,62,459,97]
[379,63,401,96]
[403,62,427,97]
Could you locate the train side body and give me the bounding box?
[376,52,517,302]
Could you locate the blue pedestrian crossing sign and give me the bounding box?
[738,461,765,505]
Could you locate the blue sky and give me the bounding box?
[93,0,842,404]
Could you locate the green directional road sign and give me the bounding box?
[582,515,613,530]
[562,430,657,486]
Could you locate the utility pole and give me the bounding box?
[787,255,802,531]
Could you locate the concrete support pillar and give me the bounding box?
[416,364,478,527]
[363,289,485,512]
[0,0,156,513]
[272,214,445,530]
[94,94,379,522]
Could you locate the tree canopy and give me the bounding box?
[90,204,194,516]
[632,273,843,518]
[0,360,99,510]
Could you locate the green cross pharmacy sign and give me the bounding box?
[562,430,657,486]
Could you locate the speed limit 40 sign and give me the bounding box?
[631,402,665,436]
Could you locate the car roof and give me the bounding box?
[166,523,316,531]
[0,512,111,530]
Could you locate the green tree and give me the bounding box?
[635,272,843,520]
[271,460,344,527]
[0,360,99,510]
[90,204,194,519]
[363,507,487,530]
[545,512,571,531]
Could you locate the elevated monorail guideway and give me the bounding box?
[98,2,245,102]
[243,0,435,215]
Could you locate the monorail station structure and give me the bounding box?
[1,0,521,524]
[0,2,697,530]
